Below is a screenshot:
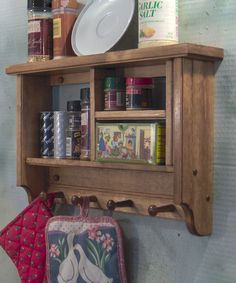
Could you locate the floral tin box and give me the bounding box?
[96,122,165,164]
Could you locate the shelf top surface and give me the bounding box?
[6,43,224,75]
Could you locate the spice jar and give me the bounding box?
[52,0,80,59]
[27,0,53,62]
[80,88,90,160]
[104,77,126,111]
[138,0,178,48]
[66,100,81,159]
[126,77,153,110]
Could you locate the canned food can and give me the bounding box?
[138,0,178,48]
[104,90,126,111]
[40,111,54,158]
[54,111,67,158]
[126,77,153,110]
[104,77,126,111]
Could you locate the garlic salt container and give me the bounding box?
[138,0,178,48]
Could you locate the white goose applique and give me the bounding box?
[57,234,113,283]
[74,243,113,283]
[57,233,79,283]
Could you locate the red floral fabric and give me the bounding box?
[0,194,55,283]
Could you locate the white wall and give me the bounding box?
[0,1,235,282]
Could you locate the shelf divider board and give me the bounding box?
[165,60,173,165]
[26,157,174,172]
[50,71,90,86]
[95,110,166,121]
[124,64,166,78]
[173,58,183,206]
[90,69,96,161]
[182,59,214,235]
[6,44,224,76]
[17,75,51,200]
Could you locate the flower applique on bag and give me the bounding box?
[0,192,56,283]
[45,197,127,283]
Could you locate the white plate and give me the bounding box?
[72,0,135,55]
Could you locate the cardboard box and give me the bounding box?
[96,122,165,164]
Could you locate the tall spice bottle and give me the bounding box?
[52,0,80,58]
[27,0,53,62]
[66,100,81,159]
[80,88,90,160]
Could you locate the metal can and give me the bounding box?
[54,111,67,158]
[126,77,153,110]
[40,111,54,158]
[104,77,126,111]
[138,0,178,48]
[52,0,80,59]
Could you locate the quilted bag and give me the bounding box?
[0,193,56,283]
[45,197,127,283]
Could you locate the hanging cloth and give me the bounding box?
[0,193,56,283]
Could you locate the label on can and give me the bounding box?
[53,18,62,38]
[126,88,152,110]
[139,0,178,45]
[104,90,125,110]
[40,112,54,158]
[66,129,81,159]
[28,18,53,57]
[81,111,90,160]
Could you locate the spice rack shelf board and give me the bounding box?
[26,157,173,172]
[95,110,166,120]
[6,43,224,75]
[7,43,224,236]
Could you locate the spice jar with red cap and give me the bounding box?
[126,77,153,110]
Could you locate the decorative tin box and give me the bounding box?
[96,122,165,164]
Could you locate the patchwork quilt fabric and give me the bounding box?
[0,193,55,283]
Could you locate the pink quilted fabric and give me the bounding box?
[0,193,55,283]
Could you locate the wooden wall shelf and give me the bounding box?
[6,43,224,236]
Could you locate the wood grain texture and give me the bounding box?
[173,58,183,204]
[26,157,174,172]
[49,167,174,197]
[50,72,90,86]
[182,59,214,235]
[48,184,181,220]
[16,75,50,198]
[10,45,223,235]
[95,110,166,120]
[6,44,224,75]
[165,60,173,165]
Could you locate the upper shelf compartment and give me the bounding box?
[6,43,224,75]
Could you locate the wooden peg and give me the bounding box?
[107,199,134,211]
[148,204,176,216]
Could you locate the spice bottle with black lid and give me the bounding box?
[28,0,53,62]
[66,100,81,159]
[80,88,90,161]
